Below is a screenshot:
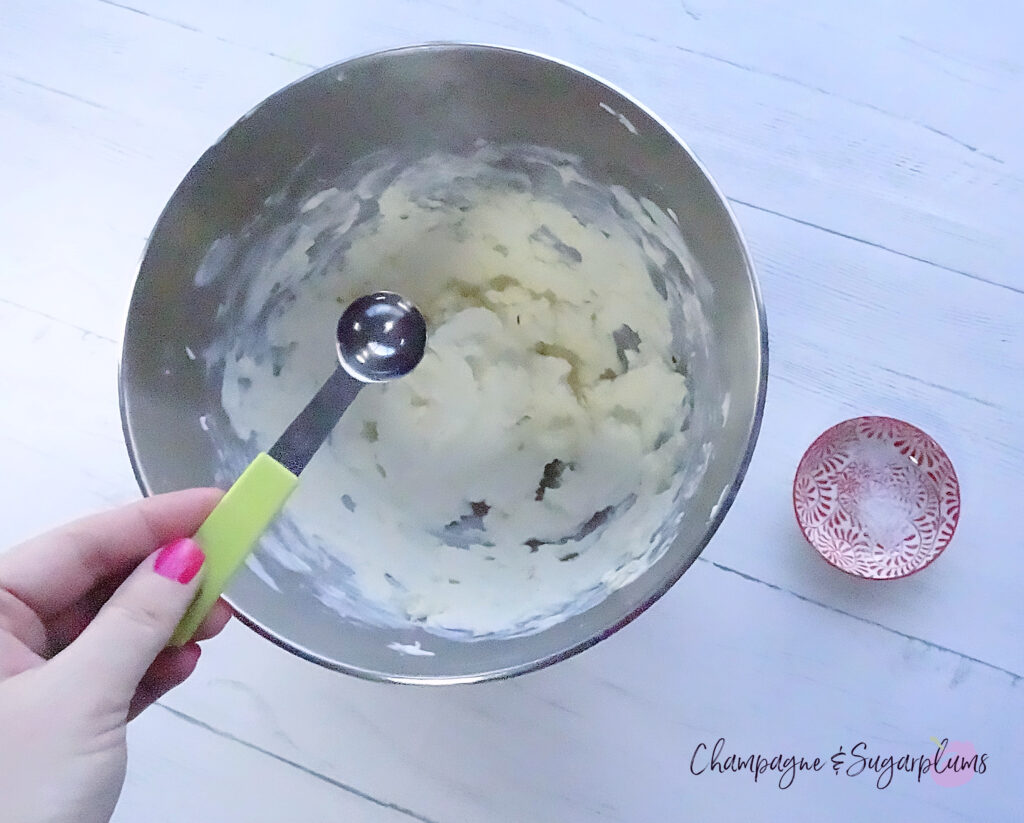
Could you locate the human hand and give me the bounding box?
[0,489,232,823]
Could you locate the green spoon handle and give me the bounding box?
[170,452,299,646]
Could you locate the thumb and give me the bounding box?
[62,538,205,700]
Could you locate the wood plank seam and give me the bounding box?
[94,0,319,69]
[730,199,1024,297]
[701,559,1023,683]
[156,703,443,823]
[544,1,1006,164]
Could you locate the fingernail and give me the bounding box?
[154,538,205,584]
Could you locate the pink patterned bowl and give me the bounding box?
[793,416,960,579]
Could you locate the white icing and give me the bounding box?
[387,641,435,657]
[245,554,281,592]
[598,102,640,135]
[211,144,706,639]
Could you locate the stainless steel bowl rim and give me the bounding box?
[118,42,769,685]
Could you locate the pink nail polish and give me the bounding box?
[154,538,205,584]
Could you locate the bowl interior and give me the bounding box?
[120,44,766,682]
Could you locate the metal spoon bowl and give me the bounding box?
[268,292,427,476]
[337,291,427,382]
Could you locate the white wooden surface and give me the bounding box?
[2,1,1022,820]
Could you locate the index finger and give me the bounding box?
[0,488,223,617]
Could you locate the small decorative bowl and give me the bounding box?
[793,416,960,579]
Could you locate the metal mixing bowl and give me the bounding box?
[119,44,767,684]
